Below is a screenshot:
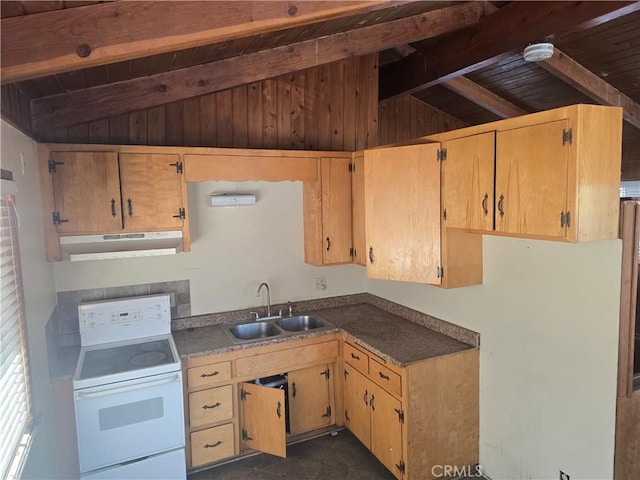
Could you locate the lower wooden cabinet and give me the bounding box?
[342,340,479,480]
[182,334,478,479]
[190,423,235,467]
[289,364,334,435]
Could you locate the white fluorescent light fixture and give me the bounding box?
[210,194,257,207]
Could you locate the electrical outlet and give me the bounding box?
[560,471,570,480]
[314,276,327,291]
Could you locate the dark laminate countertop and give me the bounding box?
[174,302,474,367]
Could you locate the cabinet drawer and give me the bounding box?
[190,423,235,467]
[188,361,232,388]
[344,343,369,374]
[370,358,402,397]
[235,340,338,378]
[189,385,234,428]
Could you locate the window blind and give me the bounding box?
[0,191,33,479]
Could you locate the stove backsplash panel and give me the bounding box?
[56,280,190,347]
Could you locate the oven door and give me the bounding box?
[74,370,184,473]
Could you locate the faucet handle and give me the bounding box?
[249,311,259,320]
[278,301,293,317]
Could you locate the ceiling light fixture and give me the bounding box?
[523,42,554,62]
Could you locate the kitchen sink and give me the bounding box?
[228,322,282,340]
[275,315,325,332]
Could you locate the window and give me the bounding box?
[1,174,34,479]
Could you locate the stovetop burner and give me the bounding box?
[79,338,176,380]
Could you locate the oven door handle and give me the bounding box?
[77,374,180,399]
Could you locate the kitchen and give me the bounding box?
[1,2,637,480]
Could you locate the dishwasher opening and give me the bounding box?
[254,374,290,433]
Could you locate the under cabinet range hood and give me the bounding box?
[59,231,183,261]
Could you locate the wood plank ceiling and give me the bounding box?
[2,1,639,177]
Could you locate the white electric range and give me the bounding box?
[72,294,185,479]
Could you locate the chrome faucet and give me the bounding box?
[256,282,271,317]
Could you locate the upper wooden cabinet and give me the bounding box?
[441,132,495,231]
[436,104,623,242]
[303,155,354,266]
[118,153,186,232]
[49,151,122,234]
[364,143,444,284]
[351,152,366,266]
[39,145,191,261]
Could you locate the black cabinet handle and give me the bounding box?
[276,401,282,418]
[326,237,331,251]
[363,390,368,406]
[127,198,133,216]
[482,193,489,216]
[200,371,219,378]
[369,246,374,263]
[202,402,221,410]
[350,352,360,360]
[379,372,390,380]
[370,394,375,411]
[498,194,505,218]
[204,441,222,448]
[345,410,350,422]
[292,382,297,398]
[110,198,117,217]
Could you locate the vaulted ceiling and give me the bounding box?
[2,1,639,176]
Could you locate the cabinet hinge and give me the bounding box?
[395,407,405,424]
[240,388,251,401]
[170,161,184,174]
[349,247,354,258]
[320,367,330,380]
[443,208,447,221]
[396,460,406,474]
[241,429,253,441]
[561,211,571,228]
[437,148,447,161]
[348,162,354,173]
[562,128,573,146]
[172,207,186,220]
[48,159,63,173]
[344,369,349,379]
[437,266,444,279]
[322,405,332,418]
[52,211,69,226]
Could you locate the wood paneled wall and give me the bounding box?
[38,55,379,152]
[1,83,32,134]
[378,95,467,146]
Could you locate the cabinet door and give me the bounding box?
[321,157,353,264]
[364,143,442,283]
[288,364,334,435]
[351,152,366,266]
[240,383,286,458]
[50,151,121,233]
[343,364,371,448]
[495,120,569,238]
[119,153,184,231]
[442,132,495,231]
[369,383,404,480]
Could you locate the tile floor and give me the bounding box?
[188,429,397,480]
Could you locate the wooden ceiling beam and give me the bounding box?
[30,2,485,132]
[1,0,401,84]
[442,76,528,119]
[539,49,640,129]
[379,1,640,100]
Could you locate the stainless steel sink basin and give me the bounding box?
[228,322,282,340]
[275,315,325,332]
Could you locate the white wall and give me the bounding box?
[1,121,57,478]
[53,181,366,311]
[368,236,621,480]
